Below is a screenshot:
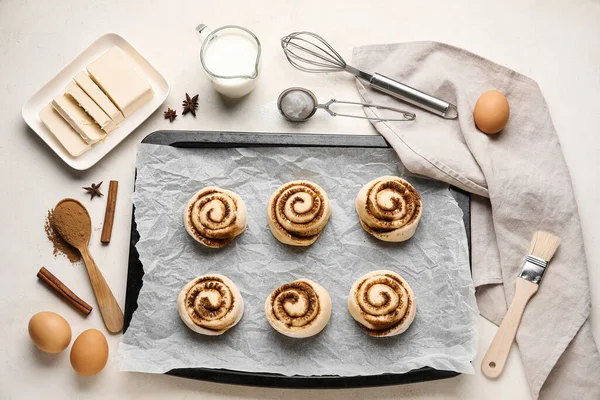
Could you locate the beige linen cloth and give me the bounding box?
[352,42,600,399]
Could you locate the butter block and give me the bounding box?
[74,71,124,125]
[86,47,153,117]
[52,94,106,144]
[39,105,90,157]
[65,81,116,134]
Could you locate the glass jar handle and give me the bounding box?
[195,24,211,44]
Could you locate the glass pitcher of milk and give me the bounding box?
[196,24,261,98]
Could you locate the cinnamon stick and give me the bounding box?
[37,267,92,316]
[101,180,118,244]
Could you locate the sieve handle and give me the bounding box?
[369,73,458,119]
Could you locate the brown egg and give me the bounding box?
[28,311,72,353]
[70,329,109,376]
[473,90,510,134]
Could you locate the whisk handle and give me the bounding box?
[369,73,458,119]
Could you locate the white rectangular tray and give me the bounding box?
[22,33,169,170]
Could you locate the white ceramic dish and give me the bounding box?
[22,33,169,170]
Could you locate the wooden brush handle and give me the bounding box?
[80,247,124,333]
[481,278,538,378]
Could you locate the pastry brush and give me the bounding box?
[481,230,560,378]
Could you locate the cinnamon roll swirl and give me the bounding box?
[355,176,422,242]
[348,270,416,337]
[184,187,247,248]
[177,274,244,336]
[265,279,332,338]
[268,181,331,246]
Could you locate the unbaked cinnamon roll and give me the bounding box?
[265,279,332,338]
[184,187,247,248]
[268,181,331,246]
[177,274,244,336]
[348,270,416,337]
[355,176,422,242]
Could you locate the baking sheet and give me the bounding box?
[120,143,478,376]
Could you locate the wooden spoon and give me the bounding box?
[53,198,124,333]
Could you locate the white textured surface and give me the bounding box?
[0,0,598,399]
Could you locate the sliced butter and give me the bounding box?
[65,81,116,134]
[39,105,90,157]
[86,47,153,117]
[74,71,124,125]
[52,94,106,144]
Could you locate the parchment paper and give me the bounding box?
[120,143,478,376]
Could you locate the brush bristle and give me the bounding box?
[528,231,560,262]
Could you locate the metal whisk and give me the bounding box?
[281,31,458,119]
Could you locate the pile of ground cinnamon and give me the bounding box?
[52,200,91,247]
[45,209,80,263]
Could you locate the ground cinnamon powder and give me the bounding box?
[52,200,91,247]
[45,210,80,263]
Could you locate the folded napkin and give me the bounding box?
[352,42,600,399]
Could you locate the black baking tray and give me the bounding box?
[124,130,471,389]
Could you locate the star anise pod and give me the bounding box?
[164,108,177,122]
[182,93,199,117]
[83,181,103,200]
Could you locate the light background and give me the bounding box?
[0,0,598,399]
